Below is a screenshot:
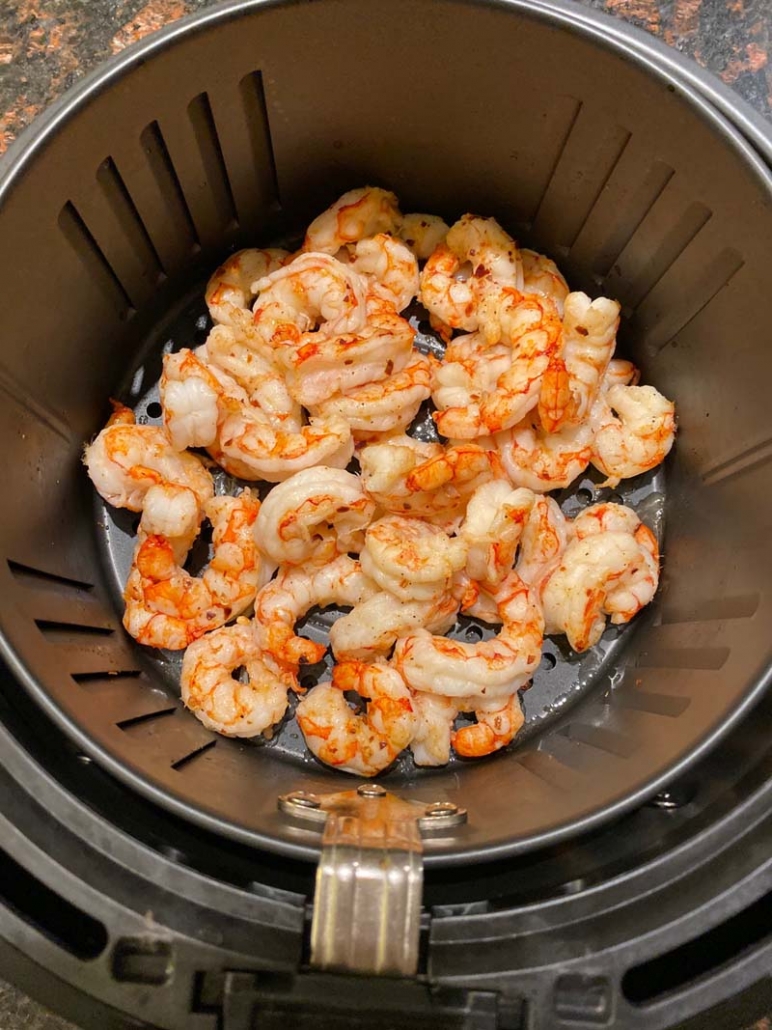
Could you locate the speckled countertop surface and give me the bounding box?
[0,0,771,1028]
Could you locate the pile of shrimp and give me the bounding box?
[84,186,676,776]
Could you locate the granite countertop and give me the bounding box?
[0,0,771,1028]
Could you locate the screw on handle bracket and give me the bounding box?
[278,785,467,977]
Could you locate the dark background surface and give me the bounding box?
[0,0,770,1027]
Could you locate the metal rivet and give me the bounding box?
[648,786,694,811]
[357,783,386,797]
[286,791,321,809]
[424,802,458,818]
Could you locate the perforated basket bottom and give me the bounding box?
[96,278,666,775]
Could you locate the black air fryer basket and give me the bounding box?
[0,1,771,1028]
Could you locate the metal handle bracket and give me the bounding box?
[278,784,467,977]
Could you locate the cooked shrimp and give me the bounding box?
[516,496,569,590]
[253,554,378,675]
[361,515,467,602]
[393,573,543,699]
[432,332,512,415]
[330,590,458,662]
[181,621,290,737]
[203,325,303,431]
[541,529,659,652]
[206,248,289,328]
[452,693,525,757]
[252,252,370,345]
[352,233,419,311]
[160,348,247,452]
[489,414,594,492]
[436,292,562,438]
[137,483,201,563]
[419,215,523,333]
[571,502,660,624]
[399,213,449,260]
[303,187,403,254]
[254,466,376,566]
[521,249,569,314]
[84,404,213,512]
[537,293,620,433]
[296,659,415,776]
[309,351,435,438]
[409,692,459,766]
[360,437,505,521]
[460,481,535,589]
[214,409,354,483]
[591,384,676,486]
[123,489,261,650]
[275,294,415,407]
[604,358,640,389]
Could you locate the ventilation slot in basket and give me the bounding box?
[8,560,93,593]
[624,201,712,311]
[188,91,238,231]
[58,201,135,320]
[660,593,760,625]
[240,70,281,210]
[703,440,772,488]
[35,620,114,642]
[116,708,178,731]
[589,161,675,280]
[140,120,200,254]
[95,157,165,284]
[171,739,217,771]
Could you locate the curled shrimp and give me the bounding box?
[432,332,512,415]
[571,502,660,624]
[252,252,370,345]
[452,693,525,757]
[253,466,376,566]
[393,573,543,700]
[123,488,262,650]
[206,248,289,328]
[590,384,676,486]
[359,436,505,522]
[84,403,213,512]
[516,496,569,590]
[435,292,562,438]
[203,325,302,432]
[214,410,354,483]
[160,348,247,452]
[604,358,640,389]
[409,692,459,766]
[399,213,449,260]
[181,621,291,737]
[538,293,620,433]
[309,351,435,439]
[361,515,467,602]
[275,294,416,408]
[253,554,378,676]
[330,590,458,662]
[296,659,416,776]
[460,481,535,589]
[352,233,419,311]
[419,215,523,334]
[521,249,569,314]
[138,483,201,563]
[541,517,659,653]
[489,414,594,492]
[303,187,403,254]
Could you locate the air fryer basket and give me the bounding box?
[1,0,771,866]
